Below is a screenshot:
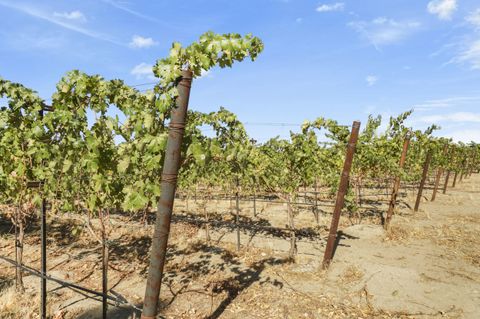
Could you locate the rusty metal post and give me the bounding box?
[452,171,458,188]
[414,150,432,212]
[431,144,448,202]
[40,198,47,319]
[431,168,443,201]
[141,70,193,319]
[470,152,477,176]
[314,179,319,224]
[442,171,451,194]
[322,121,360,269]
[253,188,257,217]
[235,177,240,251]
[100,211,108,319]
[384,133,410,229]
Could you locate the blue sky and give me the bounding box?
[1,0,480,142]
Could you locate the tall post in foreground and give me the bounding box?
[384,132,411,229]
[142,70,193,319]
[322,121,360,269]
[40,198,47,319]
[414,150,432,212]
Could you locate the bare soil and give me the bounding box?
[0,175,479,318]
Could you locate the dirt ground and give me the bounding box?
[0,174,479,318]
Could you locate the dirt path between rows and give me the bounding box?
[0,174,478,318]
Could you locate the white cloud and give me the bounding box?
[53,10,86,22]
[101,0,159,22]
[0,1,121,45]
[129,35,157,48]
[199,69,213,79]
[316,3,344,13]
[452,39,480,69]
[445,9,480,70]
[427,0,457,21]
[131,63,155,80]
[418,112,480,123]
[296,17,303,23]
[365,75,378,86]
[348,17,420,49]
[466,9,480,28]
[413,96,480,111]
[449,129,480,142]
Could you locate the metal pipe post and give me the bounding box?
[452,171,458,188]
[442,171,451,194]
[236,177,240,251]
[141,70,193,319]
[414,150,432,212]
[322,121,360,269]
[41,199,47,319]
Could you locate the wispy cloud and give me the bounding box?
[101,0,159,23]
[199,69,213,79]
[466,9,480,29]
[348,17,421,49]
[418,112,480,123]
[412,96,480,111]
[449,129,480,142]
[316,3,344,13]
[365,75,378,86]
[427,0,457,21]
[453,40,480,69]
[131,63,155,80]
[53,10,86,22]
[0,1,122,45]
[448,10,480,70]
[129,35,158,49]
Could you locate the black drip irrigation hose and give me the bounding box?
[0,255,140,310]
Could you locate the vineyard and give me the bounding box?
[1,32,479,319]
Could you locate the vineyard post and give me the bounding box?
[253,188,257,217]
[459,160,466,182]
[14,212,18,290]
[322,121,360,269]
[431,144,447,202]
[41,198,47,319]
[314,179,319,224]
[430,169,442,202]
[236,177,240,251]
[470,152,477,176]
[100,210,108,319]
[384,132,411,229]
[141,70,193,319]
[414,150,432,212]
[452,171,458,188]
[38,108,47,319]
[442,171,451,194]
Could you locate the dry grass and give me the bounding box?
[339,265,364,285]
[433,217,480,266]
[0,287,39,319]
[383,222,429,243]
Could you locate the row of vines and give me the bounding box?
[1,31,479,317]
